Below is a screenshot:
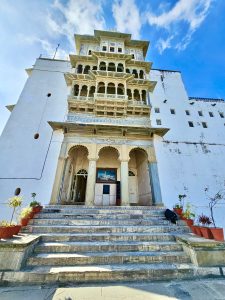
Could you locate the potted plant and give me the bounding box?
[205,188,224,241]
[198,214,213,239]
[20,207,33,227]
[173,194,186,215]
[30,193,42,214]
[181,202,195,227]
[0,196,22,239]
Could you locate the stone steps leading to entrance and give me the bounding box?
[34,241,183,253]
[27,251,190,266]
[40,232,176,242]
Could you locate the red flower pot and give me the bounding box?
[21,218,30,227]
[0,226,15,239]
[29,212,35,219]
[173,208,183,215]
[11,225,22,235]
[210,228,224,241]
[195,226,203,236]
[200,227,213,239]
[190,225,197,234]
[184,219,194,227]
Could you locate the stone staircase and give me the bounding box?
[3,206,204,284]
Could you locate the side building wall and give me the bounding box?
[0,58,70,219]
[150,70,225,230]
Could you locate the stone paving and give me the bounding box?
[0,279,225,299]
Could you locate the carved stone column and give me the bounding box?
[120,160,129,206]
[85,158,97,206]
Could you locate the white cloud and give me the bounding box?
[146,0,213,52]
[48,0,106,47]
[157,35,175,54]
[112,0,141,39]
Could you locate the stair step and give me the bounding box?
[35,241,183,253]
[35,213,165,219]
[2,263,197,284]
[27,251,190,266]
[29,218,171,226]
[40,232,176,242]
[25,225,189,234]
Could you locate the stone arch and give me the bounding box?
[139,70,144,79]
[107,82,116,94]
[99,61,106,71]
[89,86,95,97]
[80,85,88,97]
[117,83,124,95]
[129,147,148,160]
[97,82,105,93]
[108,62,116,72]
[132,69,138,78]
[74,84,79,96]
[83,65,90,74]
[67,144,89,158]
[98,145,120,159]
[117,63,124,72]
[77,64,83,74]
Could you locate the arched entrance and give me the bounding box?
[95,146,120,206]
[60,145,89,204]
[129,148,152,205]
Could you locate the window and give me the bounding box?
[219,112,224,118]
[132,54,135,59]
[185,110,190,115]
[156,119,162,125]
[154,107,160,113]
[88,50,92,55]
[118,47,122,53]
[170,109,175,115]
[209,112,214,117]
[14,188,21,196]
[198,111,203,116]
[188,121,194,127]
[102,46,107,51]
[110,47,115,52]
[202,122,207,128]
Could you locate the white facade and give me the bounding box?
[0,31,225,230]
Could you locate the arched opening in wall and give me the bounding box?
[89,86,95,97]
[92,65,97,71]
[108,62,116,72]
[98,82,105,94]
[80,85,88,97]
[117,63,124,72]
[14,188,21,196]
[142,90,147,103]
[96,146,120,206]
[99,61,106,71]
[88,50,92,55]
[60,145,89,204]
[133,89,141,101]
[126,68,130,73]
[107,82,116,95]
[127,89,132,100]
[132,69,138,78]
[117,83,124,95]
[74,84,79,96]
[129,148,151,206]
[83,65,90,74]
[139,70,144,79]
[77,64,83,74]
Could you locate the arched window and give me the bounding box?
[74,84,79,96]
[89,86,95,97]
[107,82,116,94]
[127,89,132,100]
[83,65,90,74]
[98,82,105,93]
[77,64,83,74]
[117,83,124,95]
[134,89,141,101]
[80,85,88,97]
[99,61,106,71]
[88,50,92,55]
[92,65,97,70]
[77,169,88,175]
[132,69,138,78]
[139,70,144,79]
[128,171,135,176]
[117,63,124,72]
[126,68,130,73]
[108,62,116,72]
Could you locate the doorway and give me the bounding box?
[70,169,87,204]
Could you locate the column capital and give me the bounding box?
[88,156,98,161]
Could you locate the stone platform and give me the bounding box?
[0,206,225,285]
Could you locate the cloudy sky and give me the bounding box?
[0,0,225,134]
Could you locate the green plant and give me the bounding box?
[8,196,23,224]
[205,188,225,227]
[20,207,32,219]
[182,202,195,219]
[0,220,16,227]
[30,201,40,207]
[175,194,186,208]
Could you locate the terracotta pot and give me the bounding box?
[200,227,213,239]
[195,226,203,237]
[184,219,194,227]
[173,208,183,215]
[21,218,30,227]
[32,206,39,214]
[210,228,224,241]
[11,225,22,235]
[0,226,15,239]
[190,225,197,234]
[29,212,35,219]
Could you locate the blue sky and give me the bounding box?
[0,0,225,134]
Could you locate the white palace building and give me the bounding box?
[0,30,225,229]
